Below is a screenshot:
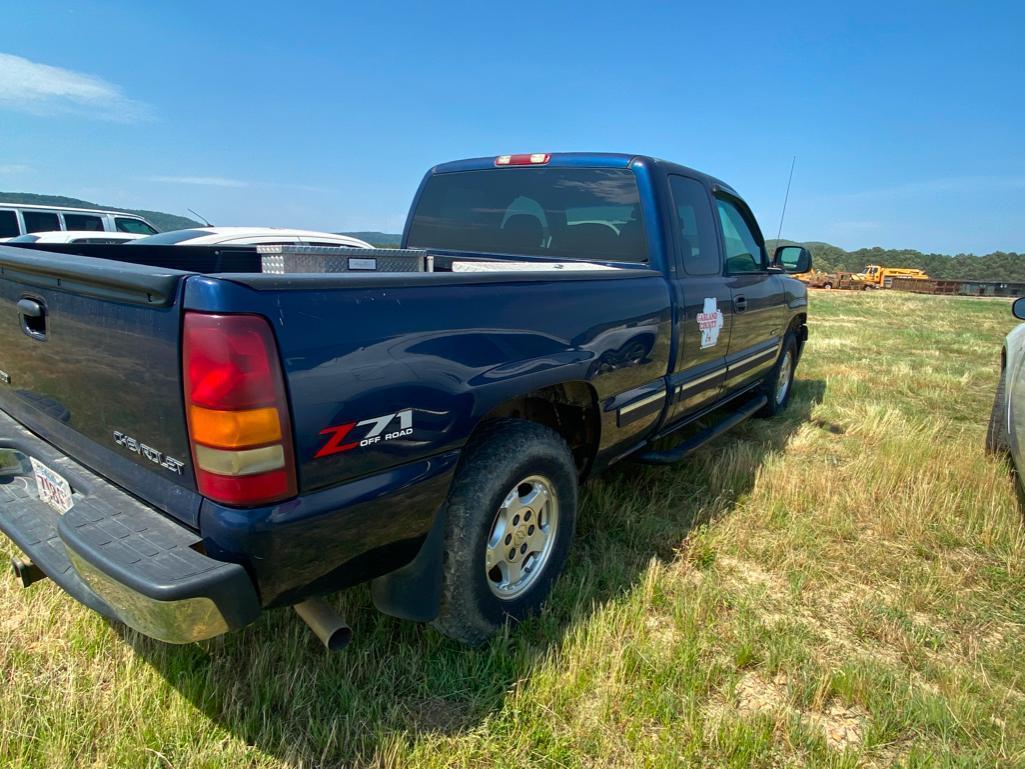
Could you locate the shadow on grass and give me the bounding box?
[121,378,826,765]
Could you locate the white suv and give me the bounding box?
[0,203,158,241]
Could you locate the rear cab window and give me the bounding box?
[407,168,647,263]
[115,217,158,235]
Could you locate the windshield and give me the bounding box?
[127,229,210,245]
[6,235,40,243]
[407,168,647,262]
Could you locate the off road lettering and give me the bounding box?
[316,409,414,458]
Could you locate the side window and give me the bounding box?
[23,211,61,234]
[64,213,104,231]
[668,176,720,275]
[115,217,157,235]
[0,211,19,238]
[715,198,766,274]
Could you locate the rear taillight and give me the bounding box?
[183,312,297,506]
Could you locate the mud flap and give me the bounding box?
[370,507,446,622]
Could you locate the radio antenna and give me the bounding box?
[187,207,213,227]
[774,155,796,246]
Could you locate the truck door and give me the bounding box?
[664,175,733,423]
[714,194,785,393]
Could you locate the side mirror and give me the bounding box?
[1013,297,1025,320]
[773,245,812,275]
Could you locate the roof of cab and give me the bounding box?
[0,202,151,218]
[429,152,737,195]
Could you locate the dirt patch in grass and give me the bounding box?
[706,671,869,752]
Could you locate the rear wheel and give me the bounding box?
[756,333,797,418]
[986,371,1010,455]
[431,419,577,645]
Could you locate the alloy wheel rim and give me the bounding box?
[484,475,559,600]
[776,350,793,405]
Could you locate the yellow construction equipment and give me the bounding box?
[858,264,929,289]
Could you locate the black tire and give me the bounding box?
[823,282,833,290]
[756,333,798,418]
[986,371,1010,455]
[431,419,578,645]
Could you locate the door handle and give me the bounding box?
[17,298,46,339]
[734,295,748,313]
[17,298,42,317]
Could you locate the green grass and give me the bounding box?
[2,291,1024,768]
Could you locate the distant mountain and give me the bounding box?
[0,192,201,233]
[339,231,402,248]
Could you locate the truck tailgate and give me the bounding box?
[0,247,200,526]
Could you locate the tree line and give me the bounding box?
[768,240,1025,283]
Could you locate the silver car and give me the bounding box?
[987,299,1025,469]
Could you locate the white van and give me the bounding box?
[0,203,159,241]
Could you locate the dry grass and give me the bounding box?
[1,290,1024,767]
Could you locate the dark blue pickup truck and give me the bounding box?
[0,153,809,648]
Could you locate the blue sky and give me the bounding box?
[1,0,1021,254]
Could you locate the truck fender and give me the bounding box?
[370,505,447,622]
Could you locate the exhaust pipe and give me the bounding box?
[12,557,46,588]
[294,598,352,651]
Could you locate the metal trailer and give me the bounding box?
[889,277,959,294]
[889,278,1025,297]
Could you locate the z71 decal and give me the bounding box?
[315,409,414,459]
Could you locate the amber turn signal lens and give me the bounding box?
[189,405,282,449]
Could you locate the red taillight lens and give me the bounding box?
[183,312,297,506]
[184,314,280,409]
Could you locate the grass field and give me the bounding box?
[2,291,1024,768]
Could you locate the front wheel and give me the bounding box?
[986,371,1010,455]
[431,419,578,645]
[756,333,797,418]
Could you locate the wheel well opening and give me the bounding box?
[476,383,600,477]
[790,312,808,360]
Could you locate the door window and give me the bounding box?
[716,198,766,274]
[23,211,61,233]
[0,210,19,238]
[63,213,104,231]
[668,176,720,275]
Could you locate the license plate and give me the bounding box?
[30,457,74,515]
